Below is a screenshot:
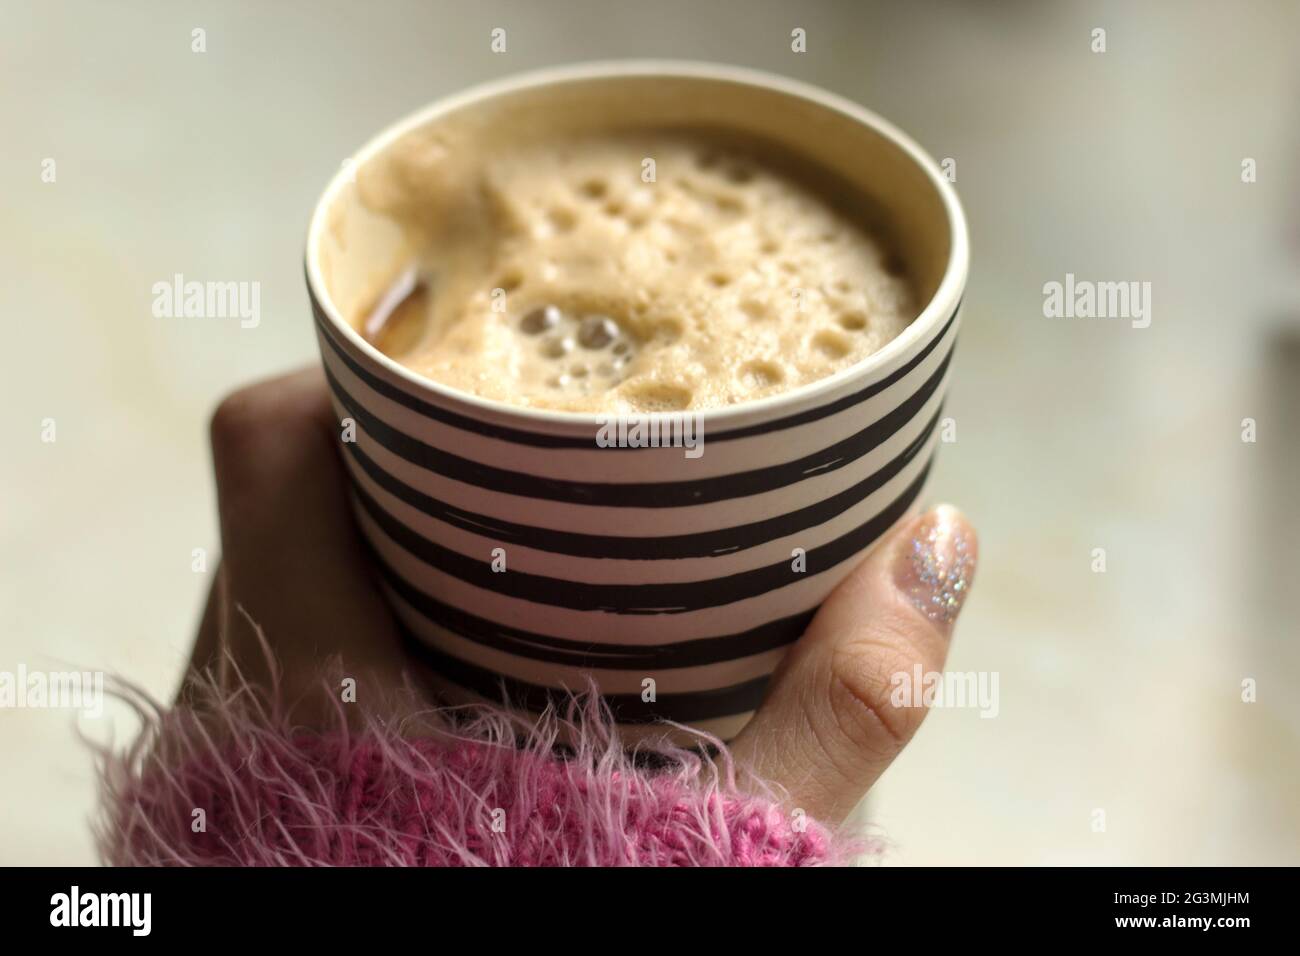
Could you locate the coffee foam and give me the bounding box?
[353,128,915,412]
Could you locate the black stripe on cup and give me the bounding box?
[339,401,944,560]
[353,457,931,614]
[393,616,775,725]
[369,549,819,669]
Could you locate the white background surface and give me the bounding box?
[2,0,1297,865]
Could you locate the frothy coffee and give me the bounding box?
[352,129,915,412]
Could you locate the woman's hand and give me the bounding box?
[192,367,977,825]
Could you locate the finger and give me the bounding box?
[206,366,402,700]
[730,504,977,824]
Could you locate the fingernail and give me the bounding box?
[894,505,977,629]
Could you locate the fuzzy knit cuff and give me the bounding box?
[96,672,862,866]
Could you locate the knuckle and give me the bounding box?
[209,385,270,450]
[827,642,922,756]
[209,391,292,481]
[210,380,305,459]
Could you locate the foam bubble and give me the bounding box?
[512,304,639,398]
[520,305,560,335]
[623,381,693,412]
[577,315,618,349]
[812,329,851,359]
[741,360,785,390]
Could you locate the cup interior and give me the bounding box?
[307,62,966,425]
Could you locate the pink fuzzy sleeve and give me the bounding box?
[96,675,861,867]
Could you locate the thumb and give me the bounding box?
[729,504,978,824]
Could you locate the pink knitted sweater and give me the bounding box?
[97,674,858,866]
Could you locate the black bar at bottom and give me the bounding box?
[0,866,1277,942]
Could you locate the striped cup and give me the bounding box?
[305,62,968,742]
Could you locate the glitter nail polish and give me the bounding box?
[896,506,977,627]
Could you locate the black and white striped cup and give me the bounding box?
[305,62,969,742]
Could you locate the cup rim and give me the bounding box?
[305,59,969,430]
